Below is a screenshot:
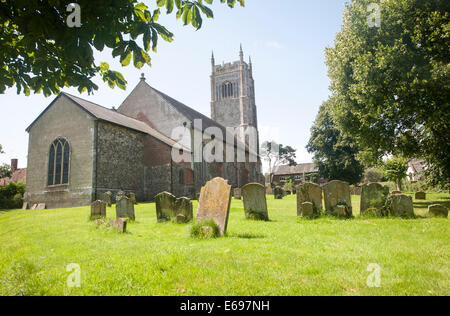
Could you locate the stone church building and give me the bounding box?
[24,48,263,208]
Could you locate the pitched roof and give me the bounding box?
[273,163,318,176]
[26,93,188,151]
[0,168,26,187]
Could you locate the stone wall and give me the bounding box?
[95,121,145,201]
[25,95,95,208]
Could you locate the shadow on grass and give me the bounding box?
[229,233,266,239]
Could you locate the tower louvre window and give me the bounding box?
[221,82,234,99]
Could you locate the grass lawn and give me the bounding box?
[0,193,449,296]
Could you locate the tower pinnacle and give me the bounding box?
[239,44,244,62]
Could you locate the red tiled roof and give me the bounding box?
[0,168,26,187]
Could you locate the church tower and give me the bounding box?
[210,46,258,148]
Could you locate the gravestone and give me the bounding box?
[174,197,193,223]
[234,188,242,200]
[384,194,414,218]
[155,193,193,223]
[31,204,38,210]
[109,218,128,233]
[274,186,284,199]
[116,191,126,202]
[296,183,323,218]
[360,183,390,216]
[415,191,426,200]
[128,193,137,204]
[36,203,46,210]
[242,183,269,221]
[427,204,448,218]
[301,202,315,219]
[323,180,353,218]
[22,202,29,210]
[91,200,106,218]
[102,191,112,207]
[196,177,232,236]
[116,196,135,220]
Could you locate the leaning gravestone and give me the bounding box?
[155,192,193,223]
[234,188,242,200]
[91,200,106,219]
[242,183,269,221]
[36,203,46,210]
[22,202,29,210]
[274,186,284,200]
[427,204,448,218]
[102,191,112,207]
[415,191,426,200]
[109,218,128,233]
[323,180,353,218]
[360,183,390,216]
[384,194,414,218]
[196,177,232,236]
[116,196,135,220]
[297,183,323,218]
[30,204,38,210]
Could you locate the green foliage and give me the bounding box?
[0,182,25,209]
[307,100,364,185]
[383,158,408,191]
[364,167,386,183]
[325,0,450,188]
[0,163,12,179]
[261,141,297,175]
[283,177,295,191]
[0,144,3,154]
[190,220,220,239]
[0,0,244,96]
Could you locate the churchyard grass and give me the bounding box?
[0,193,448,296]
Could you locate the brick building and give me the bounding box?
[24,49,263,208]
[271,163,323,187]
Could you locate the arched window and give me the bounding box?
[221,82,234,99]
[48,138,70,186]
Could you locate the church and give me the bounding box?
[24,48,264,209]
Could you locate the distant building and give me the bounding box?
[0,159,26,187]
[271,163,324,186]
[407,159,426,182]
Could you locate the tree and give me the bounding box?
[0,144,3,154]
[307,100,364,185]
[0,145,11,179]
[260,141,297,176]
[283,177,295,192]
[325,0,450,188]
[383,157,408,191]
[0,0,244,96]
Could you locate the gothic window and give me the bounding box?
[179,169,185,185]
[48,138,70,186]
[221,82,234,99]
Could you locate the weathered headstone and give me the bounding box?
[36,203,46,210]
[297,183,323,218]
[116,196,135,220]
[174,197,193,223]
[109,218,128,233]
[360,183,390,216]
[155,192,193,223]
[116,191,126,202]
[274,186,284,199]
[242,183,269,221]
[196,177,232,236]
[91,200,106,218]
[415,191,426,200]
[301,202,315,219]
[427,204,448,218]
[102,191,112,207]
[323,180,353,218]
[30,204,38,210]
[234,188,242,200]
[22,202,29,210]
[384,194,414,218]
[128,192,137,204]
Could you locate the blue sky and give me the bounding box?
[0,0,347,172]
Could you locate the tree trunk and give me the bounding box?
[396,178,402,192]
